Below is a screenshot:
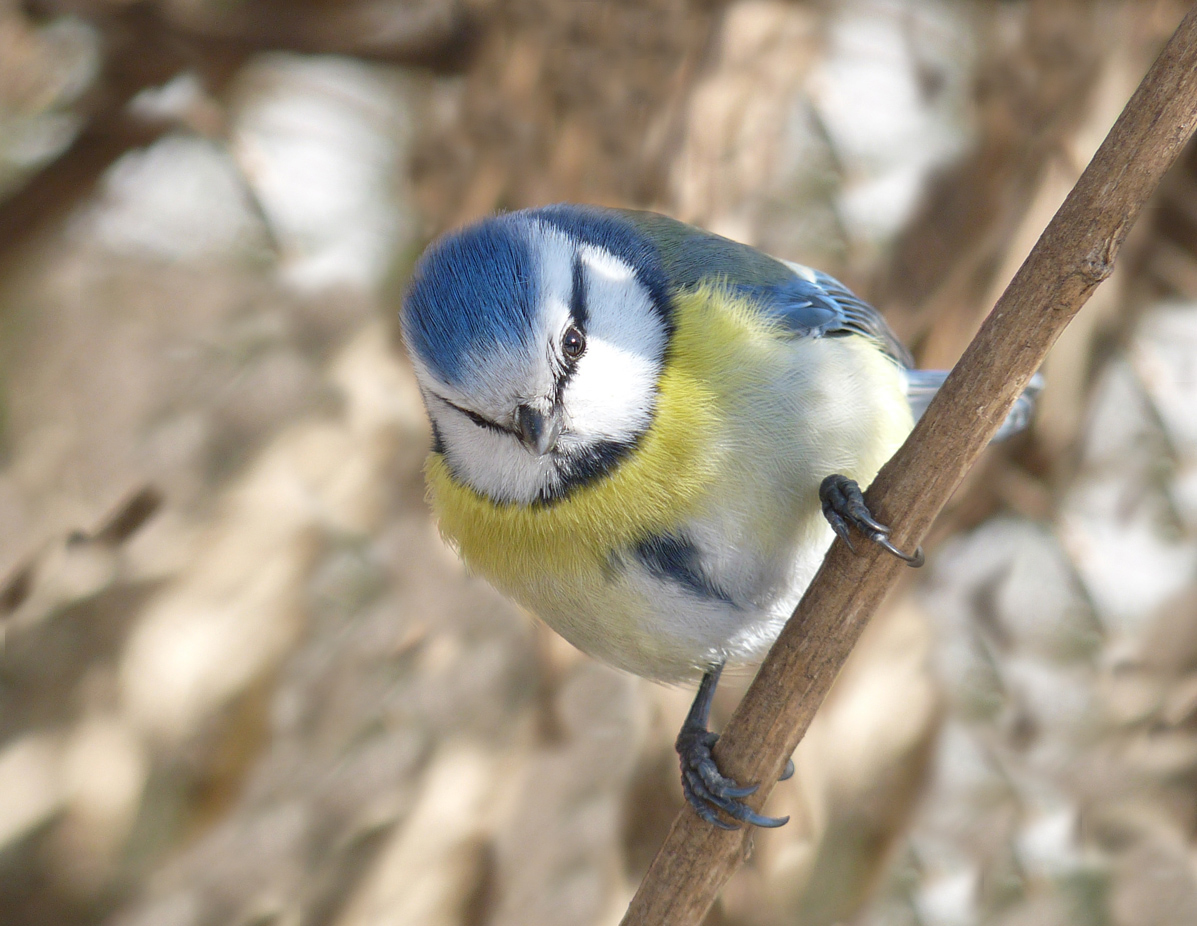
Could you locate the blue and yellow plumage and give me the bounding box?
[401,204,1038,827]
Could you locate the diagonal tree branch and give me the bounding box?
[622,6,1197,924]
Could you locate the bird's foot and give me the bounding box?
[819,474,924,566]
[676,722,790,830]
[677,664,791,829]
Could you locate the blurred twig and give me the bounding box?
[875,0,1107,351]
[0,5,234,268]
[0,0,472,269]
[621,6,1197,924]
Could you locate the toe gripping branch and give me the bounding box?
[819,474,924,567]
[676,663,793,830]
[675,476,918,830]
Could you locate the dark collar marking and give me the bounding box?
[554,438,631,494]
[529,437,638,505]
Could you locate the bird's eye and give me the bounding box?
[562,325,586,360]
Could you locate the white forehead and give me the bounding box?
[531,224,574,336]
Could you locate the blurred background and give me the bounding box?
[1,1,1197,924]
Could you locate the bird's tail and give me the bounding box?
[904,370,1044,442]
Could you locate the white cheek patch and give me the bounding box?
[562,245,667,442]
[578,245,667,357]
[563,339,658,441]
[426,392,559,504]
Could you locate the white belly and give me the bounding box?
[537,335,913,682]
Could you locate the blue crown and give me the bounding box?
[402,214,539,385]
[403,206,676,385]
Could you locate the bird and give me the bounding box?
[399,204,1040,829]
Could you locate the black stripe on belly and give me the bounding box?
[633,532,736,605]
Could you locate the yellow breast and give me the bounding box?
[425,285,791,604]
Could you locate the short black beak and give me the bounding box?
[515,404,563,456]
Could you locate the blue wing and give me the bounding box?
[755,265,914,368]
[612,209,913,367]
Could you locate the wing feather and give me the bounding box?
[614,209,912,366]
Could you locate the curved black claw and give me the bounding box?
[676,665,790,830]
[677,727,790,829]
[819,474,924,567]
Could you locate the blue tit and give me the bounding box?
[400,204,1040,829]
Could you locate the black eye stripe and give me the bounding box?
[461,407,503,431]
[553,253,589,396]
[570,253,588,329]
[433,393,518,437]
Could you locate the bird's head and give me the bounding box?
[401,206,674,505]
